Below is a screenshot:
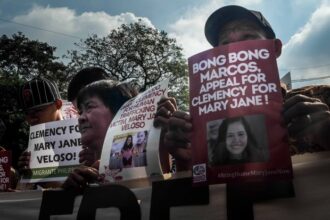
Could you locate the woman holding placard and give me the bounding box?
[62,80,138,189]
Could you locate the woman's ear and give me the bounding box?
[274,39,282,58]
[55,99,63,109]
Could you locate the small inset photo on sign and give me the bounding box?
[207,114,269,166]
[109,130,149,169]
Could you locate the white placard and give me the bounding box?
[21,118,82,183]
[99,80,169,183]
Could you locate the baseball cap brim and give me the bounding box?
[205,5,276,47]
[25,101,56,111]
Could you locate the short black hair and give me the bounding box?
[67,67,108,101]
[77,80,138,115]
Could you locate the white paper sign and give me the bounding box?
[21,118,82,183]
[99,80,169,183]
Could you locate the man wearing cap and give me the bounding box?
[17,77,64,189]
[156,5,330,170]
[204,5,276,45]
[20,77,63,126]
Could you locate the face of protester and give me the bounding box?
[78,96,114,154]
[136,132,146,146]
[217,20,267,46]
[225,121,248,156]
[217,19,282,58]
[25,101,61,126]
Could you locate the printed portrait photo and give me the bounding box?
[207,114,269,166]
[109,130,149,169]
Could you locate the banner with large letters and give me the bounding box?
[189,40,293,185]
[21,118,81,183]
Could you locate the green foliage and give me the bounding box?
[0,32,69,94]
[65,21,189,110]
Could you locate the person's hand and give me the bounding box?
[154,97,180,172]
[17,151,31,175]
[164,111,193,171]
[283,94,330,150]
[79,146,98,166]
[62,164,100,191]
[154,97,177,130]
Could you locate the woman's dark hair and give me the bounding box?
[77,79,138,115]
[122,135,133,151]
[210,116,263,165]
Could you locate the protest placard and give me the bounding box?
[189,40,293,185]
[0,150,11,191]
[21,118,82,183]
[99,80,169,183]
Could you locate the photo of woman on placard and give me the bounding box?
[121,135,134,168]
[133,130,148,167]
[209,115,267,166]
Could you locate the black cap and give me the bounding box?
[67,67,108,101]
[20,78,61,111]
[205,5,276,47]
